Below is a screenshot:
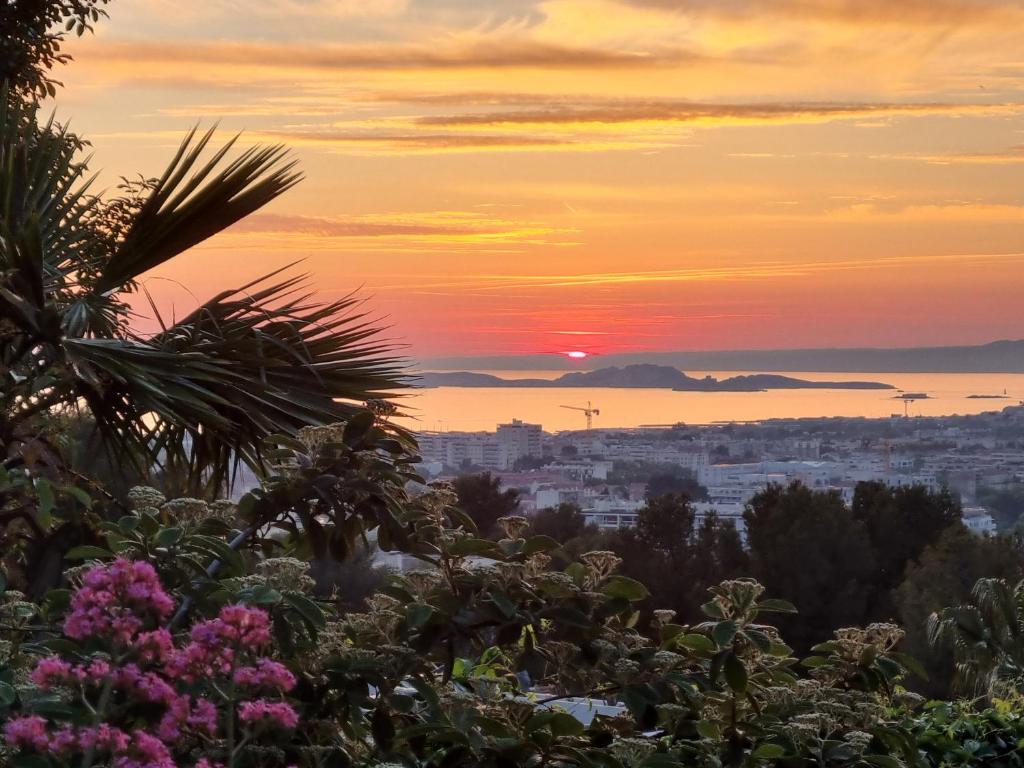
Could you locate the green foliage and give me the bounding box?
[452,472,521,538]
[1,454,1023,768]
[744,483,878,653]
[894,526,1024,698]
[852,482,963,613]
[910,701,1024,767]
[977,485,1024,532]
[528,503,590,543]
[1,0,111,100]
[1,93,406,590]
[929,576,1024,700]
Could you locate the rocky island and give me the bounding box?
[417,364,894,391]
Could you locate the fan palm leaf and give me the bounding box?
[2,92,408,497]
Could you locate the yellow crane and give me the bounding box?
[560,401,600,430]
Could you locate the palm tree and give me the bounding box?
[1,93,407,509]
[928,577,1024,699]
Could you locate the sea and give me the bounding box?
[393,371,1024,433]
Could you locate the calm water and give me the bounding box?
[394,371,1024,432]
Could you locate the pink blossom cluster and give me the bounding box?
[4,559,301,768]
[238,699,301,730]
[166,605,273,682]
[5,718,173,768]
[233,658,297,691]
[64,559,174,644]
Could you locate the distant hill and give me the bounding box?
[417,365,894,391]
[420,339,1024,373]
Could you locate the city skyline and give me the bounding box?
[53,0,1024,358]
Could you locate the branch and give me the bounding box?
[169,524,258,628]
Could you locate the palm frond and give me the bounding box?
[95,126,302,294]
[64,270,408,493]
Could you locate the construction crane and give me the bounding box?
[561,401,600,430]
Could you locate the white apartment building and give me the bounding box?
[962,506,997,536]
[496,419,543,468]
[545,460,612,481]
[419,420,544,470]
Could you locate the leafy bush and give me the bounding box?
[0,453,947,768]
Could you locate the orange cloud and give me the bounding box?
[414,100,1022,127]
[77,38,695,72]
[218,211,576,251]
[623,0,1020,25]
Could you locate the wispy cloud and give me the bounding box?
[79,38,695,72]
[220,211,576,249]
[621,0,1021,25]
[874,146,1024,165]
[375,251,1024,292]
[414,100,1021,127]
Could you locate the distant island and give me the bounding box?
[420,339,1024,373]
[417,364,894,391]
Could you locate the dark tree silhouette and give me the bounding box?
[529,502,590,542]
[744,482,876,652]
[452,472,520,538]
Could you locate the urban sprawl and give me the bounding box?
[416,406,1024,538]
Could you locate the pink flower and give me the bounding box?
[30,657,74,689]
[188,698,219,736]
[78,723,131,753]
[238,699,299,730]
[233,658,296,692]
[4,716,49,751]
[8,559,301,766]
[49,725,79,755]
[113,730,175,768]
[214,605,272,648]
[136,628,174,663]
[64,560,174,645]
[167,606,272,682]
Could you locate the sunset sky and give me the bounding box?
[54,0,1024,361]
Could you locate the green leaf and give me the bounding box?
[695,720,720,739]
[64,545,114,561]
[889,651,929,680]
[0,681,16,706]
[406,603,435,628]
[712,620,738,647]
[490,590,518,619]
[283,592,327,630]
[343,411,376,446]
[548,712,584,737]
[755,598,797,614]
[155,527,184,547]
[723,652,748,693]
[751,743,786,760]
[34,478,55,528]
[243,585,282,605]
[601,575,649,602]
[448,538,501,557]
[701,599,726,619]
[676,633,716,653]
[523,535,560,555]
[61,485,93,508]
